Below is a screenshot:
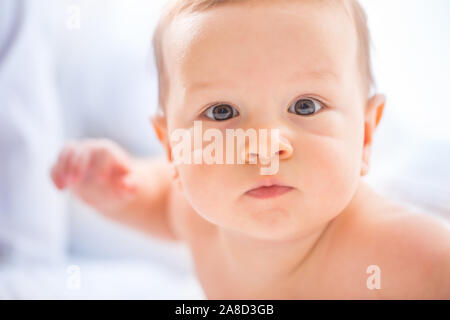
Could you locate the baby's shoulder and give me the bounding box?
[342,202,450,298]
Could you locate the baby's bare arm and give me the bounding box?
[112,156,179,241]
[51,139,178,241]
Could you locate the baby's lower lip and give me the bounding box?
[244,185,293,199]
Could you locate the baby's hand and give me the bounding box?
[51,139,137,214]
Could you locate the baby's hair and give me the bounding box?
[152,0,375,115]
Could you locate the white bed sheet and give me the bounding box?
[0,255,205,300]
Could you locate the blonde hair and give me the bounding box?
[152,0,375,114]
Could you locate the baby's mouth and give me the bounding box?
[245,185,294,199]
[244,179,294,199]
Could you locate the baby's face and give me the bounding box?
[161,1,373,240]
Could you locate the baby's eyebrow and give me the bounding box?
[287,69,339,83]
[187,80,222,92]
[187,69,338,93]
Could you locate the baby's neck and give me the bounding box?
[217,223,331,282]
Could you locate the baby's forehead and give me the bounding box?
[164,1,359,89]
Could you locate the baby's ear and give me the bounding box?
[361,94,386,176]
[150,113,172,163]
[365,94,386,129]
[364,94,386,144]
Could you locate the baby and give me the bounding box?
[51,0,450,299]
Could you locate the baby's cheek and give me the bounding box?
[301,137,361,217]
[177,164,229,224]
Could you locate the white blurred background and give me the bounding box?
[361,0,450,219]
[0,0,449,299]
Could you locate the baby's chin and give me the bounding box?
[234,224,308,243]
[219,206,316,242]
[193,191,336,241]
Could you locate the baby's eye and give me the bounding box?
[204,103,239,121]
[287,98,323,116]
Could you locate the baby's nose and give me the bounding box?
[241,134,293,164]
[274,136,293,160]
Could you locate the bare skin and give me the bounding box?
[51,0,450,299]
[166,174,450,299]
[51,142,450,299]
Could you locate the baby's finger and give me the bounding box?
[50,162,65,190]
[52,148,71,189]
[62,146,78,186]
[86,148,109,182]
[67,148,85,186]
[110,158,130,181]
[73,150,90,184]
